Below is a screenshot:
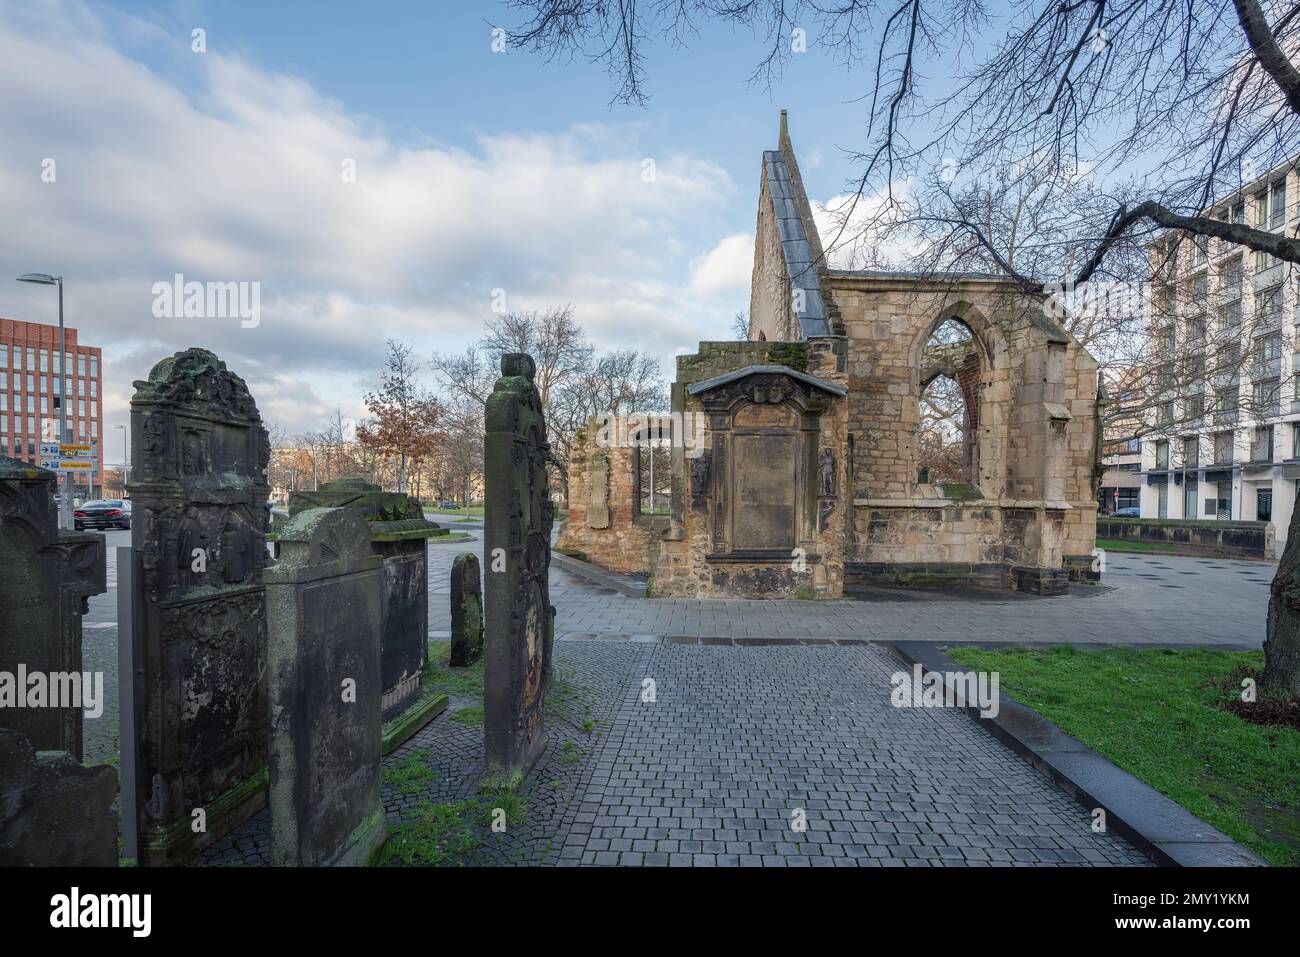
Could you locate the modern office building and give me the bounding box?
[1098,437,1141,513]
[1138,158,1299,556]
[0,317,104,497]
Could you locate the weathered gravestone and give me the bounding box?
[449,552,483,666]
[265,507,387,866]
[483,353,556,779]
[0,456,106,760]
[0,728,117,866]
[288,477,447,752]
[127,348,271,865]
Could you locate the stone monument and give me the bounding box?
[0,455,106,760]
[483,353,555,779]
[265,507,387,866]
[126,347,271,865]
[288,477,448,752]
[449,552,483,666]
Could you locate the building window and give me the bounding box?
[1258,488,1273,522]
[1257,284,1283,325]
[1214,430,1234,464]
[89,356,98,379]
[1192,236,1209,266]
[1214,382,1239,422]
[77,355,86,377]
[0,344,7,368]
[1263,178,1284,227]
[1252,425,1274,462]
[1256,330,1281,362]
[1253,378,1280,416]
[1183,436,1199,468]
[1155,441,1169,469]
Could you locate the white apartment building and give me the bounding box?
[1139,159,1299,557]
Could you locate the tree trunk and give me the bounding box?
[398,453,408,494]
[1264,501,1300,694]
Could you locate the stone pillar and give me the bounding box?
[0,728,117,866]
[127,348,271,865]
[0,455,106,760]
[265,507,387,866]
[483,353,555,780]
[288,477,448,752]
[450,552,483,666]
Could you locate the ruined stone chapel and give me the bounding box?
[557,113,1101,598]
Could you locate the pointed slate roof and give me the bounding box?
[763,111,831,338]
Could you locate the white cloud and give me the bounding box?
[0,0,747,444]
[689,233,754,297]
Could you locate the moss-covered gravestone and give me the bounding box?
[288,477,447,753]
[0,455,106,760]
[483,353,556,780]
[265,507,387,866]
[450,552,483,666]
[127,348,271,865]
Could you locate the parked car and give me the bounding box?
[436,501,463,510]
[1111,507,1140,518]
[74,499,132,530]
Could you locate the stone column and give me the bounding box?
[483,353,555,781]
[265,507,387,866]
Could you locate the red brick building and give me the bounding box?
[0,317,104,496]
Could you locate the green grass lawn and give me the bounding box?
[423,505,484,518]
[1095,537,1192,554]
[946,645,1300,866]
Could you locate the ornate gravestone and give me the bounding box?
[0,456,106,760]
[483,353,556,779]
[288,477,447,752]
[265,508,387,866]
[127,348,270,865]
[0,728,117,866]
[450,552,483,666]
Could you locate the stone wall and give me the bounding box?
[1098,517,1274,559]
[555,420,667,576]
[828,274,1098,580]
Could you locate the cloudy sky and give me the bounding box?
[0,0,900,462]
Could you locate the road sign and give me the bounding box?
[40,440,99,473]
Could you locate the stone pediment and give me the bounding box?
[686,364,847,399]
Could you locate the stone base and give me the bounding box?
[380,688,449,756]
[1063,553,1101,582]
[1011,565,1071,596]
[139,766,268,866]
[845,561,1009,592]
[327,807,389,867]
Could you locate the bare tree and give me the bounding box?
[732,309,752,340]
[505,0,1300,276]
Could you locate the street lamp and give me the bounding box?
[17,273,71,530]
[114,424,128,497]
